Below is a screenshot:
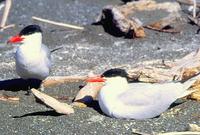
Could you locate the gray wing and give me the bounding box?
[117,82,181,106]
[41,44,51,68]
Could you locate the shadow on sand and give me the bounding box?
[0,78,42,91]
[12,110,63,118]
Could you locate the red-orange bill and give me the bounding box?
[86,76,105,83]
[7,35,24,43]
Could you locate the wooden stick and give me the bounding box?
[42,76,87,88]
[0,24,15,31]
[31,88,74,115]
[0,94,19,102]
[193,0,197,18]
[32,16,84,30]
[0,0,12,30]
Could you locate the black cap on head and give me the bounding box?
[101,68,129,79]
[19,25,42,36]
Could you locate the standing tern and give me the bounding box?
[87,68,197,120]
[7,25,51,88]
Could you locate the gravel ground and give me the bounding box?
[1,0,200,134]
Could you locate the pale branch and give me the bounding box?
[0,24,15,31]
[0,94,19,102]
[193,0,197,18]
[32,16,84,30]
[42,76,87,88]
[0,0,13,31]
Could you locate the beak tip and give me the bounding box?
[86,76,105,83]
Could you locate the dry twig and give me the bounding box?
[0,94,19,102]
[32,16,84,30]
[0,0,14,31]
[42,76,87,88]
[193,0,197,18]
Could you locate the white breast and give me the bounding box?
[15,43,51,80]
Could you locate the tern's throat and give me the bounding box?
[103,77,129,95]
[21,33,42,52]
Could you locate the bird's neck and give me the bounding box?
[102,77,129,96]
[21,34,42,52]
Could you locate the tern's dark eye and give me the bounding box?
[19,25,42,36]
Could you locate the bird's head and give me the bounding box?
[7,25,42,44]
[86,68,130,84]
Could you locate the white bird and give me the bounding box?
[87,68,198,120]
[8,25,51,81]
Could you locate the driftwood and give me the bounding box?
[42,76,87,88]
[0,94,19,102]
[95,0,181,38]
[72,82,104,107]
[31,88,74,115]
[127,48,200,101]
[144,13,181,33]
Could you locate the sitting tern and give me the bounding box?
[87,68,197,120]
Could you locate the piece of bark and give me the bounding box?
[144,12,181,33]
[31,88,74,115]
[96,5,145,38]
[72,82,104,107]
[42,76,87,88]
[128,48,200,83]
[0,94,19,102]
[95,0,181,38]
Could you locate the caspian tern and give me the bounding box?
[87,68,197,120]
[8,25,51,82]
